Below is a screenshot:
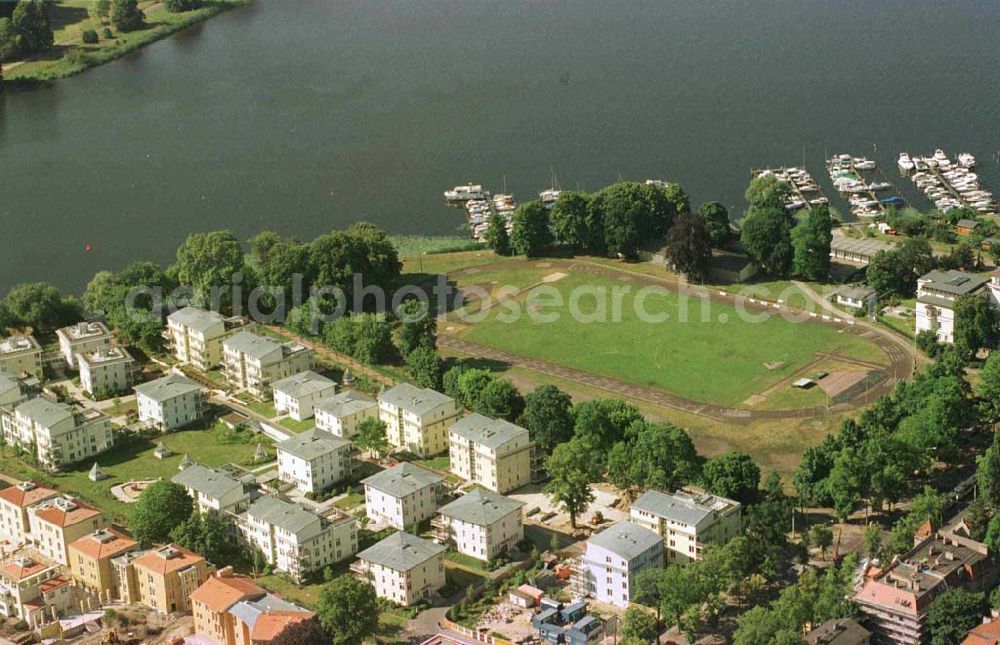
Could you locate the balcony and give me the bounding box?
[349,560,370,580]
[430,516,450,543]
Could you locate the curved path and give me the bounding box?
[440,259,915,423]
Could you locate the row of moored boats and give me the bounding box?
[754,167,828,211]
[899,150,997,214]
[827,154,903,218]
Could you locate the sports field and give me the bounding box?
[458,271,887,407]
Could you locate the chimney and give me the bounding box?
[217,566,235,578]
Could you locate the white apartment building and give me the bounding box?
[272,371,336,421]
[432,488,524,561]
[223,332,314,400]
[378,383,460,457]
[915,270,1000,344]
[448,414,532,493]
[134,373,205,432]
[56,321,113,369]
[166,306,246,371]
[361,462,444,531]
[275,428,353,494]
[352,531,446,606]
[77,347,138,397]
[315,389,378,438]
[234,496,357,583]
[629,490,742,565]
[0,481,60,546]
[4,398,113,470]
[0,336,42,379]
[172,464,257,514]
[579,521,664,607]
[0,372,28,411]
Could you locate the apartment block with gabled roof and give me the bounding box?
[351,531,446,606]
[135,372,206,432]
[361,462,444,531]
[915,269,995,344]
[131,543,215,614]
[378,383,460,457]
[223,332,314,400]
[314,389,378,438]
[448,413,533,493]
[68,527,139,598]
[629,489,742,565]
[275,427,353,494]
[272,370,336,421]
[0,481,60,546]
[167,306,247,371]
[27,496,108,565]
[432,488,525,561]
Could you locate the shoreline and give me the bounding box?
[3,0,248,89]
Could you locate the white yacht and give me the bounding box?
[958,152,976,168]
[897,153,915,171]
[539,189,562,204]
[445,184,485,201]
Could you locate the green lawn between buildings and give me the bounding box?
[0,422,271,521]
[459,272,886,407]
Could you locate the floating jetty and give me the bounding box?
[751,167,829,212]
[444,183,516,242]
[900,149,997,214]
[826,153,905,219]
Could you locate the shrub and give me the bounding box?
[82,29,99,44]
[102,27,113,39]
[165,0,201,12]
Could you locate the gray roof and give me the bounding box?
[836,285,876,300]
[315,390,377,418]
[275,428,350,461]
[437,489,524,526]
[803,619,871,645]
[957,219,980,229]
[224,331,281,361]
[449,414,528,449]
[172,464,245,501]
[272,371,335,399]
[15,398,72,428]
[631,490,739,527]
[919,269,991,296]
[0,335,41,356]
[357,531,445,571]
[134,373,202,402]
[168,307,227,333]
[587,521,662,560]
[244,496,320,534]
[379,383,454,416]
[829,236,893,260]
[228,593,307,629]
[0,372,20,398]
[361,462,443,498]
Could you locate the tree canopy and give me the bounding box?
[315,576,379,645]
[545,438,599,528]
[131,480,193,546]
[790,205,833,280]
[519,384,574,454]
[664,212,712,281]
[510,200,553,257]
[702,452,760,505]
[740,206,793,276]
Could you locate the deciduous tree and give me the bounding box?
[740,206,793,276]
[519,385,574,454]
[110,0,145,32]
[510,201,553,257]
[544,438,598,528]
[698,201,733,248]
[702,452,760,505]
[791,205,833,280]
[315,576,379,645]
[132,481,193,546]
[664,212,712,281]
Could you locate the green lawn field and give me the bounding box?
[460,272,886,407]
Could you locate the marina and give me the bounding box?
[900,149,998,215]
[826,153,905,219]
[750,166,829,213]
[444,183,517,242]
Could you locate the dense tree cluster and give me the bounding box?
[84,261,175,354]
[794,354,976,522]
[315,576,379,645]
[1,282,81,334]
[443,366,525,421]
[110,0,145,32]
[131,480,193,546]
[865,237,935,300]
[0,0,53,61]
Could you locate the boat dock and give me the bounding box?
[750,166,829,213]
[901,149,997,215]
[826,153,905,218]
[443,183,516,242]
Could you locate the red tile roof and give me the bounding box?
[133,544,205,577]
[0,559,52,581]
[965,619,1000,645]
[31,498,102,528]
[68,528,138,561]
[250,611,317,642]
[190,573,265,613]
[40,575,71,593]
[0,483,59,509]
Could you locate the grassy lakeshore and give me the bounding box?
[3,0,246,84]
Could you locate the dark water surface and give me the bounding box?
[2,0,998,291]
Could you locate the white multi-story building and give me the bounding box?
[172,464,257,514]
[315,390,378,438]
[223,332,314,400]
[77,347,138,397]
[272,371,337,421]
[166,307,246,371]
[134,373,206,432]
[0,481,60,546]
[361,462,444,531]
[579,521,664,607]
[3,398,113,470]
[233,496,357,583]
[378,383,460,457]
[629,490,742,565]
[448,414,532,494]
[56,322,113,369]
[0,336,42,379]
[352,532,446,606]
[915,270,999,344]
[275,428,353,494]
[0,372,28,413]
[432,489,524,562]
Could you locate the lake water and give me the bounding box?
[1,0,998,292]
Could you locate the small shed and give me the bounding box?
[508,584,544,608]
[957,219,980,235]
[792,378,815,389]
[835,285,877,310]
[982,238,1000,251]
[153,442,173,459]
[178,454,194,471]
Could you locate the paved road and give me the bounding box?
[441,259,915,423]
